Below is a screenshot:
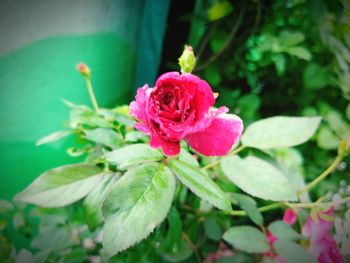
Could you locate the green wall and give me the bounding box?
[0,0,170,199]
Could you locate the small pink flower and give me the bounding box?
[302,208,345,263]
[130,72,243,156]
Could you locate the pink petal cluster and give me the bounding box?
[130,72,243,156]
[302,208,345,263]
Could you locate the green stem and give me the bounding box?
[202,145,246,171]
[84,76,100,112]
[285,196,350,209]
[297,154,344,197]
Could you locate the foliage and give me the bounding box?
[1,1,350,262]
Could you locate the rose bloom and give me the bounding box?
[130,72,243,156]
[302,208,345,263]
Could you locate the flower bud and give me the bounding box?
[76,62,91,78]
[338,135,350,156]
[178,45,196,73]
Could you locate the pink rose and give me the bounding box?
[302,208,345,263]
[130,72,243,156]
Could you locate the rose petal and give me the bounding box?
[129,84,152,122]
[160,140,180,156]
[185,112,243,156]
[282,208,297,225]
[155,72,215,120]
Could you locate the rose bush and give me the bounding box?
[130,71,243,156]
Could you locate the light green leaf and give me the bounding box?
[36,130,73,146]
[208,0,233,21]
[317,126,339,150]
[178,149,199,167]
[279,31,305,48]
[231,193,263,225]
[286,46,312,60]
[169,160,231,211]
[268,220,301,241]
[125,131,144,142]
[223,226,269,253]
[221,156,296,201]
[327,111,350,138]
[105,144,163,169]
[84,128,121,148]
[275,239,317,263]
[14,164,103,207]
[102,163,176,257]
[241,116,322,149]
[83,172,120,231]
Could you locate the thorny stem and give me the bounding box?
[297,154,345,197]
[84,76,100,113]
[182,232,201,263]
[202,145,246,171]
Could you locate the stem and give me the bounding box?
[195,2,246,72]
[84,76,100,112]
[182,232,201,263]
[297,154,344,196]
[285,196,350,209]
[202,145,246,171]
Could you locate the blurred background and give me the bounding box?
[0,0,349,258]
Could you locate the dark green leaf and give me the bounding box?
[231,193,263,225]
[102,163,176,257]
[268,220,302,241]
[223,226,269,253]
[275,239,317,263]
[303,63,330,89]
[286,46,312,60]
[204,218,222,241]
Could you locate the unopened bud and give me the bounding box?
[178,45,196,73]
[76,62,91,78]
[338,135,350,156]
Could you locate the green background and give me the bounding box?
[0,0,170,199]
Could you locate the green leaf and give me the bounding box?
[221,156,296,201]
[279,31,305,48]
[160,207,183,251]
[286,46,312,60]
[317,126,339,150]
[241,116,322,149]
[273,53,286,76]
[102,163,176,257]
[105,144,163,169]
[83,172,120,231]
[223,226,269,253]
[231,193,263,225]
[70,106,113,129]
[204,218,222,241]
[83,128,122,148]
[210,28,228,53]
[178,149,199,167]
[303,63,330,89]
[169,160,231,211]
[204,66,221,86]
[208,0,233,21]
[275,239,317,263]
[268,220,301,241]
[32,225,76,251]
[14,164,103,207]
[36,130,73,146]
